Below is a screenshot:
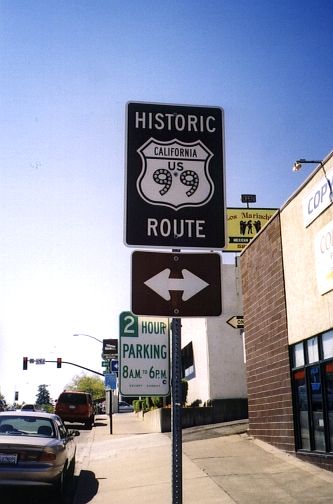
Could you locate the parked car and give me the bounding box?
[55,391,95,429]
[118,401,134,413]
[21,404,37,411]
[0,410,79,497]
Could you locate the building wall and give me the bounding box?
[181,262,247,406]
[240,213,295,452]
[181,318,210,405]
[280,163,333,344]
[207,264,247,400]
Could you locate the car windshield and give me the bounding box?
[0,416,55,437]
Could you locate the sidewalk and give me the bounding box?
[74,413,333,503]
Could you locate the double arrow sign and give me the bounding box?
[144,268,209,302]
[131,251,222,317]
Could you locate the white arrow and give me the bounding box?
[144,268,209,301]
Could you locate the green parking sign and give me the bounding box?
[119,311,138,338]
[119,311,170,397]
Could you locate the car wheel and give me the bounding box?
[54,467,65,500]
[68,454,76,479]
[54,463,74,503]
[85,419,93,430]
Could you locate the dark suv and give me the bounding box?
[55,391,95,429]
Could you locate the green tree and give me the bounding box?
[65,374,105,401]
[36,384,52,410]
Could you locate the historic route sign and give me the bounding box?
[119,311,170,397]
[131,251,222,317]
[125,101,225,249]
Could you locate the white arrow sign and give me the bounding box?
[144,268,209,301]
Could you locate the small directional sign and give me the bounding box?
[35,358,46,365]
[111,359,119,374]
[226,315,244,329]
[104,372,117,390]
[132,251,221,317]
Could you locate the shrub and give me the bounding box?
[189,399,202,407]
[151,396,162,408]
[41,403,54,413]
[133,400,141,413]
[144,397,151,411]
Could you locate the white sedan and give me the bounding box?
[0,410,79,498]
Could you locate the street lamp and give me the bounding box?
[73,333,103,344]
[292,158,333,201]
[292,158,323,172]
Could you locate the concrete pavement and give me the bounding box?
[74,413,333,503]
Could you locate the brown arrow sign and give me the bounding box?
[131,251,222,317]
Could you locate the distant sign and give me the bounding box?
[125,101,226,249]
[102,339,118,359]
[224,208,277,252]
[104,373,117,390]
[111,360,119,374]
[226,315,244,329]
[35,358,46,364]
[119,311,170,396]
[241,194,256,204]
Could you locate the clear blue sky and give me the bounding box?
[1,0,332,403]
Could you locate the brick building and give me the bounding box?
[240,150,333,470]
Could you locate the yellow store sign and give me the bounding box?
[224,208,277,252]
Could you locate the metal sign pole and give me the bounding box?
[108,389,113,435]
[172,317,182,504]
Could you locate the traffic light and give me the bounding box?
[57,358,62,368]
[23,357,28,370]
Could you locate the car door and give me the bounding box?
[56,418,75,462]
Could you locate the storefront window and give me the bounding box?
[323,330,333,359]
[325,362,333,451]
[307,337,319,364]
[293,342,304,368]
[291,332,333,454]
[293,369,310,450]
[309,365,325,451]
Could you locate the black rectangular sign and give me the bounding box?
[102,339,118,358]
[131,251,222,317]
[125,102,225,249]
[241,194,256,203]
